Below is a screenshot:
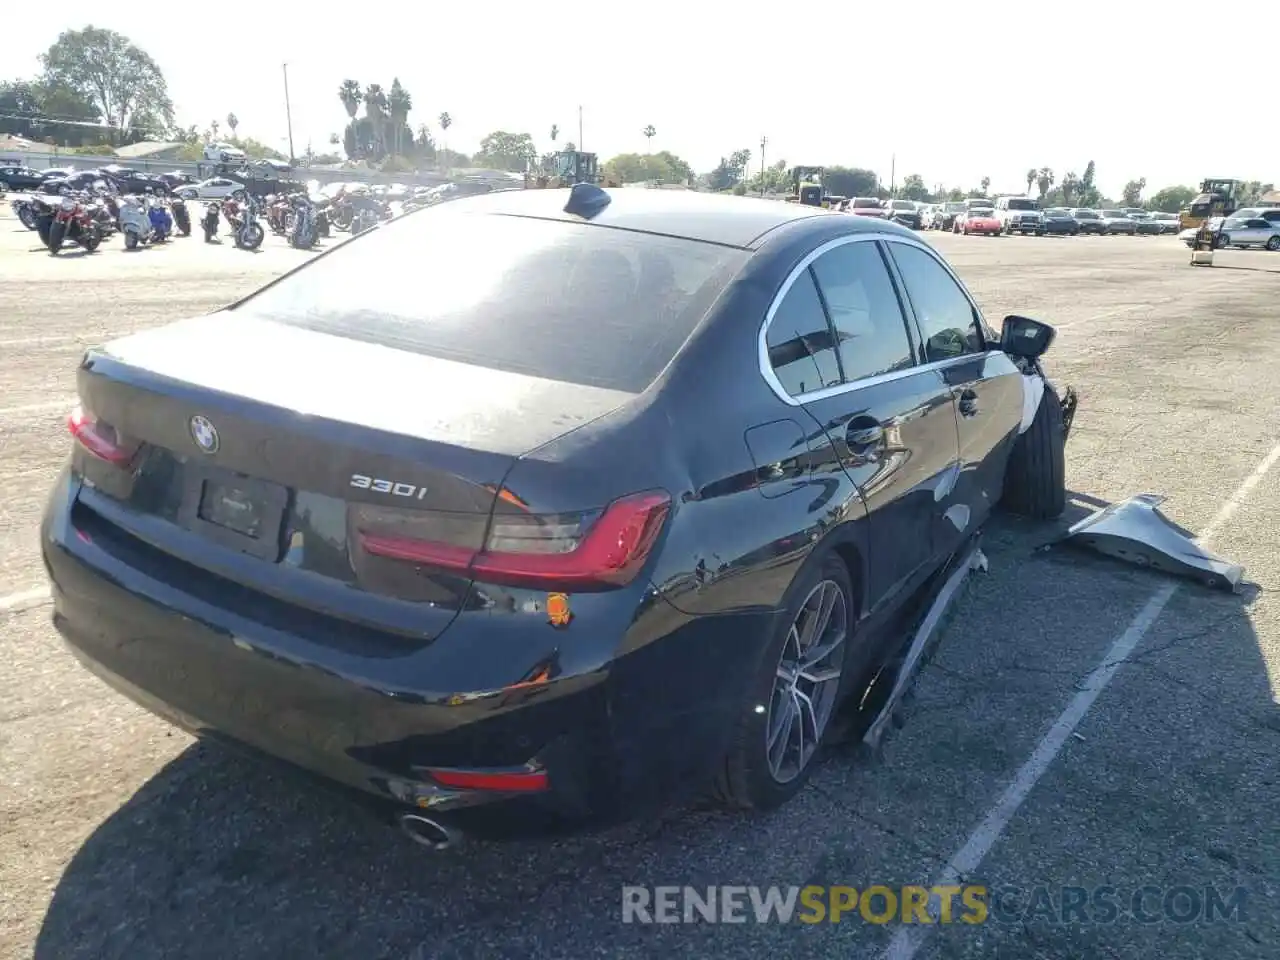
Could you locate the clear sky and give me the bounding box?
[7,0,1277,199]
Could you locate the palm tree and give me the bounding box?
[338,80,362,157]
[210,119,220,140]
[387,78,412,157]
[338,80,361,119]
[1025,168,1036,194]
[1061,171,1079,206]
[363,83,388,158]
[226,112,238,138]
[1036,167,1055,199]
[980,176,991,195]
[643,124,656,151]
[438,112,452,169]
[550,123,558,144]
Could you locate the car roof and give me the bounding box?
[432,187,846,248]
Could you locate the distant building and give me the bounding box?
[1260,189,1280,208]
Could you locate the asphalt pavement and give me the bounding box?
[1,208,1277,960]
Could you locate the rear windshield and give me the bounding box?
[1075,210,1099,218]
[852,198,881,208]
[234,209,746,393]
[890,200,915,210]
[1006,198,1039,210]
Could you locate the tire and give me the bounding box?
[125,230,139,250]
[18,205,36,230]
[81,228,101,252]
[0,180,9,191]
[1266,236,1280,251]
[1002,379,1067,520]
[237,222,264,250]
[714,554,854,811]
[1216,234,1229,249]
[47,220,65,254]
[36,217,51,247]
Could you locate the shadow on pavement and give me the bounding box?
[33,496,1275,960]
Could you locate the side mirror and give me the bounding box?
[1001,315,1056,359]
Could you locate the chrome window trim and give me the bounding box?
[757,232,995,407]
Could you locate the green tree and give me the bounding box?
[39,27,172,139]
[603,150,694,185]
[226,112,238,137]
[474,130,536,171]
[980,176,991,195]
[747,159,792,195]
[1061,171,1079,206]
[550,123,558,144]
[1036,167,1055,199]
[1147,185,1195,212]
[363,83,388,159]
[338,80,361,119]
[1025,168,1036,193]
[729,148,751,181]
[707,157,738,191]
[1080,160,1097,206]
[1121,177,1147,205]
[0,79,100,144]
[899,173,928,201]
[387,78,412,157]
[643,124,656,150]
[824,166,878,198]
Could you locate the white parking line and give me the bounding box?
[882,439,1280,960]
[0,585,52,613]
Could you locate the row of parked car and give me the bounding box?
[833,195,1184,237]
[1178,207,1280,251]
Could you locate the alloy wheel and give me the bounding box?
[766,579,848,783]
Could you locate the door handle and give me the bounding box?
[958,389,979,418]
[846,419,886,461]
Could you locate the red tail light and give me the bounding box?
[67,406,140,466]
[425,766,548,793]
[356,489,671,591]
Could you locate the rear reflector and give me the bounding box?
[425,766,549,793]
[356,489,671,591]
[67,406,140,466]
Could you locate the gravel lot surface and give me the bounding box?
[1,207,1277,960]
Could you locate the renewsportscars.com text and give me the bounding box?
[621,884,1248,925]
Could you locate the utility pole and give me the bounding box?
[759,135,768,196]
[282,63,295,163]
[889,153,896,197]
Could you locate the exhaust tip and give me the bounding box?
[398,813,462,851]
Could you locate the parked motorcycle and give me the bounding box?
[47,195,103,254]
[232,195,264,250]
[266,194,291,235]
[202,202,221,242]
[119,196,162,250]
[350,205,379,235]
[148,200,174,242]
[170,197,191,236]
[288,195,319,249]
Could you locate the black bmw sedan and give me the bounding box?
[43,186,1069,841]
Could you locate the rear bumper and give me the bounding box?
[41,469,774,831]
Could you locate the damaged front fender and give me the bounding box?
[1060,493,1244,593]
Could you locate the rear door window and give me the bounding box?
[886,242,985,362]
[235,209,746,393]
[765,271,842,397]
[809,241,915,381]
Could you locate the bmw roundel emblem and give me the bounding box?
[189,415,219,454]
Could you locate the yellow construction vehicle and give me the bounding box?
[1179,178,1242,231]
[525,149,621,189]
[784,166,828,206]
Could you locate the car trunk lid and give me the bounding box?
[69,312,636,642]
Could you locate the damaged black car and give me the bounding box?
[42,186,1075,846]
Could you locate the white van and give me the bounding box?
[995,196,1043,235]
